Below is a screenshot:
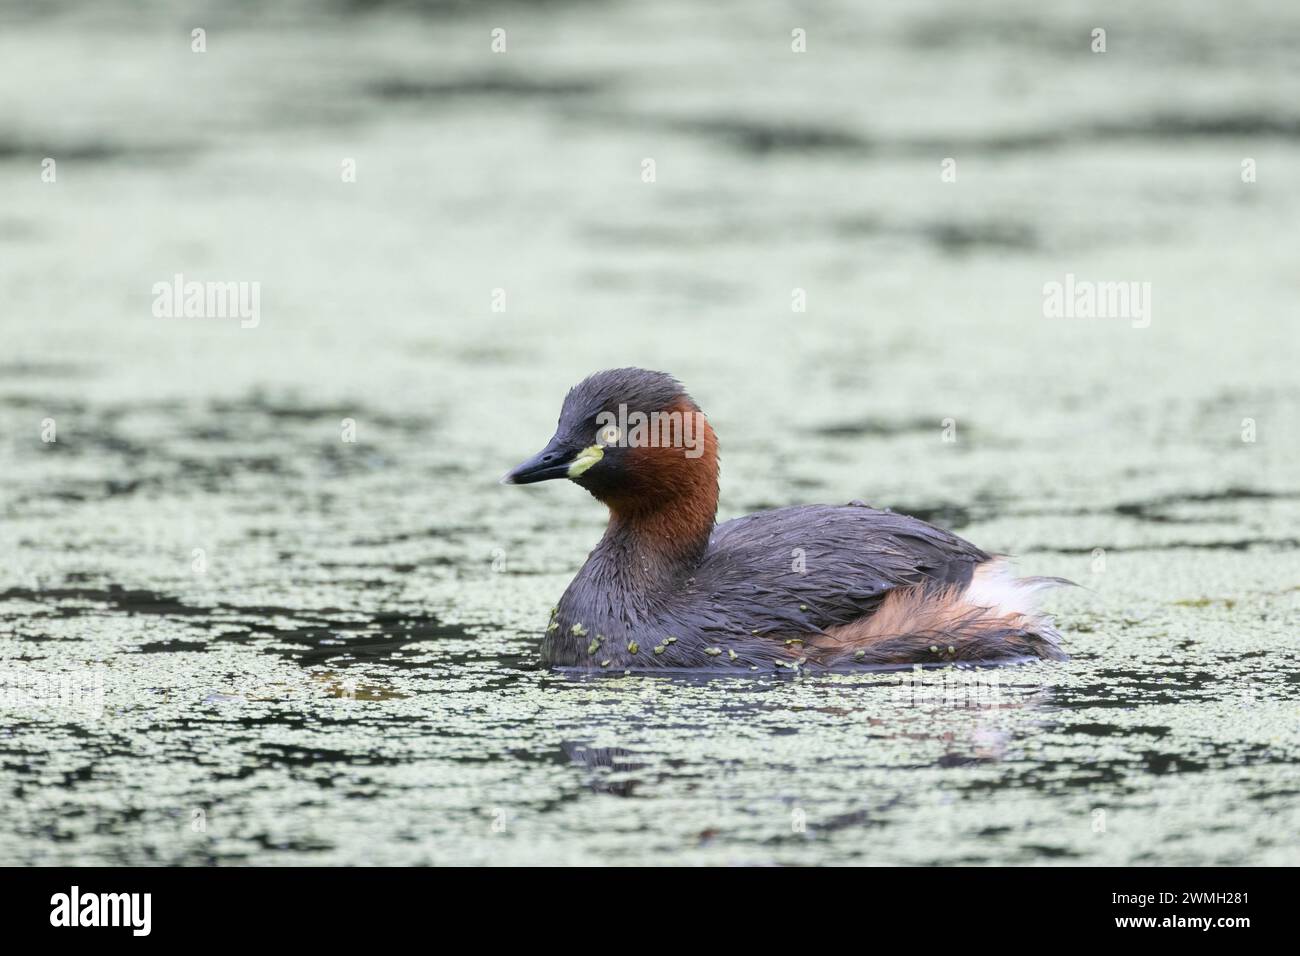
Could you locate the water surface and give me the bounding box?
[0,0,1297,864]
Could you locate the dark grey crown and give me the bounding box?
[557,368,693,435]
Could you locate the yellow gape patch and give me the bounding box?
[567,445,604,478]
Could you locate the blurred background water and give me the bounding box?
[0,0,1296,864]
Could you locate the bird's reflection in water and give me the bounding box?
[558,666,1061,803]
[559,742,646,796]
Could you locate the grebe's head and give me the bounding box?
[502,368,718,514]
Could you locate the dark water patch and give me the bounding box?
[317,558,457,573]
[833,215,1042,253]
[369,74,608,102]
[890,502,976,530]
[902,113,1300,155]
[188,605,482,669]
[935,752,998,768]
[1061,722,1171,738]
[15,454,295,506]
[1052,670,1229,708]
[0,585,213,618]
[350,524,487,545]
[812,417,939,438]
[210,394,436,434]
[1095,112,1300,141]
[0,361,90,378]
[752,793,914,845]
[4,394,433,447]
[7,393,433,506]
[576,110,871,155]
[808,805,893,833]
[0,136,194,164]
[1172,598,1237,610]
[922,220,1039,253]
[732,801,901,847]
[1136,751,1208,775]
[209,396,356,421]
[266,616,472,667]
[811,421,946,442]
[1021,844,1081,859]
[0,395,88,413]
[1114,486,1297,523]
[258,741,405,770]
[176,453,289,475]
[135,639,209,654]
[579,212,1034,262]
[698,119,868,155]
[190,713,426,735]
[12,424,148,459]
[0,585,479,669]
[628,108,1300,161]
[249,833,334,854]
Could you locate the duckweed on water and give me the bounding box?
[0,0,1296,867]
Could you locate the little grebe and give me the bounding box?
[504,368,1068,670]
